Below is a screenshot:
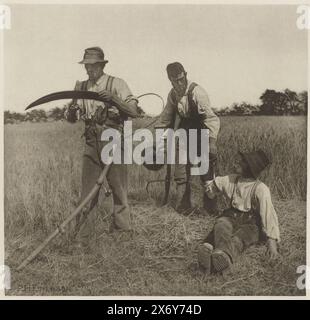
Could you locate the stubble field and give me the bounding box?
[4,116,307,296]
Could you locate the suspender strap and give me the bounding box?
[230,176,261,210]
[72,80,87,103]
[104,76,115,120]
[188,82,209,126]
[230,175,240,207]
[249,180,261,210]
[173,82,198,116]
[79,80,88,116]
[105,76,114,107]
[81,80,88,91]
[174,82,207,129]
[106,75,114,92]
[187,82,198,115]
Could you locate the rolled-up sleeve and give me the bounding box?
[256,184,280,242]
[204,175,231,198]
[204,180,220,199]
[192,85,220,140]
[114,78,138,105]
[156,90,176,129]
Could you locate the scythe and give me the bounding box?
[17,90,164,270]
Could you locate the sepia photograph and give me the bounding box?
[1,1,308,297]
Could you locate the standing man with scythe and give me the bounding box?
[154,62,220,215]
[66,47,140,247]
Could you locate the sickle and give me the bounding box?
[25,90,139,118]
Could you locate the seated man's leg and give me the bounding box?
[199,214,248,273]
[198,216,233,273]
[232,219,260,254]
[212,215,260,272]
[213,216,235,260]
[198,211,261,274]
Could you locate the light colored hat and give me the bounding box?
[78,47,109,64]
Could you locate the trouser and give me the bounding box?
[204,208,260,262]
[75,122,131,243]
[174,133,218,213]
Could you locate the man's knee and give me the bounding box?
[214,216,233,233]
[233,224,259,247]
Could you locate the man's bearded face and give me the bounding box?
[85,63,104,82]
[169,72,188,96]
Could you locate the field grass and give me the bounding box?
[4,116,307,296]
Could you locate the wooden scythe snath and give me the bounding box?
[17,160,113,271]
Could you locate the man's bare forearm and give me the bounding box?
[111,95,140,118]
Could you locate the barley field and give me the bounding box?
[4,116,307,296]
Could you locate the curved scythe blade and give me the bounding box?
[25,90,105,110]
[26,90,141,118]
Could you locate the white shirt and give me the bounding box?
[74,73,137,119]
[159,80,220,140]
[205,174,280,241]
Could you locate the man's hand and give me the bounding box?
[98,90,140,118]
[266,238,279,260]
[66,104,79,123]
[98,89,114,102]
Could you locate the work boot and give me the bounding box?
[198,243,214,275]
[211,249,232,273]
[113,205,132,231]
[73,214,97,253]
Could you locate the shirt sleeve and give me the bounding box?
[204,175,233,198]
[213,175,232,193]
[192,85,220,140]
[204,180,221,199]
[72,81,86,115]
[156,90,177,129]
[113,78,138,104]
[66,80,82,108]
[255,184,281,242]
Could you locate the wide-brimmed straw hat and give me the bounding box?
[239,149,271,179]
[78,47,109,64]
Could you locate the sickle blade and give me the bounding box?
[25,91,104,110]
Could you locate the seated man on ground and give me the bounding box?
[198,149,280,274]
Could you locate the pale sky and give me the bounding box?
[3,4,308,115]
